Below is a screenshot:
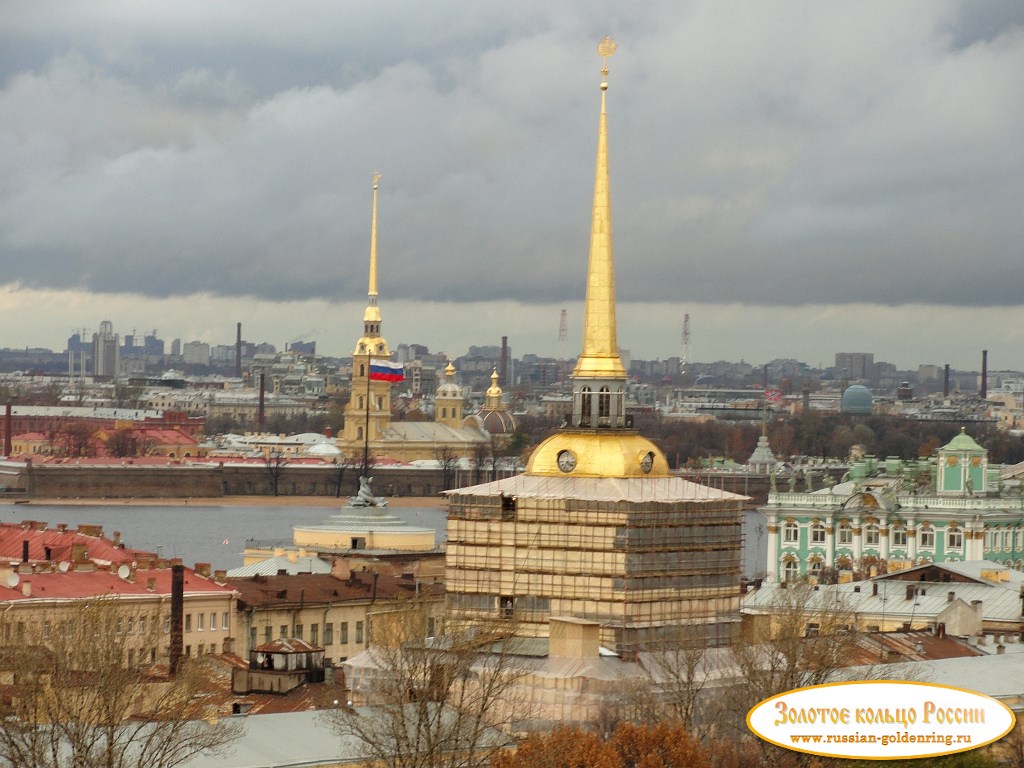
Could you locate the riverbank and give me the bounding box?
[0,495,446,509]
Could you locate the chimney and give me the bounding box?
[936,623,946,638]
[21,540,29,564]
[947,591,955,603]
[258,372,266,432]
[997,644,1006,655]
[971,599,983,616]
[112,531,121,547]
[500,336,508,388]
[872,582,879,597]
[213,569,227,582]
[981,350,988,399]
[147,577,157,592]
[169,564,185,676]
[194,562,211,578]
[943,364,950,398]
[21,580,30,597]
[235,322,242,379]
[906,584,915,601]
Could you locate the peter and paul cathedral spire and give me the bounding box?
[525,38,670,478]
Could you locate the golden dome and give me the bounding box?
[526,431,670,478]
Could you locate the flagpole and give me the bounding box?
[363,350,371,477]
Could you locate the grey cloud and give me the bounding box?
[1,1,1023,312]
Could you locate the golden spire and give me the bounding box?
[363,173,382,326]
[572,36,626,380]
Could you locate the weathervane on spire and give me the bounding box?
[598,36,617,84]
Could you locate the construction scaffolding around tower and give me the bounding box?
[444,474,745,658]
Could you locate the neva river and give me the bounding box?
[5,502,767,578]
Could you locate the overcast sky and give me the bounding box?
[2,1,1023,371]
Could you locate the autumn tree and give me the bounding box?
[262,449,290,496]
[434,446,460,491]
[491,721,710,768]
[0,598,240,768]
[325,599,530,768]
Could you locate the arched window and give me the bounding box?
[946,527,963,550]
[358,396,364,409]
[810,523,826,545]
[441,408,447,418]
[356,427,363,440]
[580,387,592,426]
[376,396,383,410]
[783,522,799,544]
[919,526,936,549]
[838,523,853,546]
[783,560,799,583]
[359,363,365,376]
[598,386,610,419]
[892,526,907,548]
[864,525,880,547]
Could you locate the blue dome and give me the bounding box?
[840,384,873,414]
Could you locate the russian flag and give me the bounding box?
[369,359,405,382]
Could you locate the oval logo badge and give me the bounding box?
[747,680,1015,760]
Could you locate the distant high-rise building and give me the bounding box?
[182,341,211,366]
[92,320,119,378]
[170,338,181,357]
[835,352,874,381]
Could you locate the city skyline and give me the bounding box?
[2,3,1024,370]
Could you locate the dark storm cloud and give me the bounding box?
[1,1,1023,311]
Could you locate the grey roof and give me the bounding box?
[842,654,1024,703]
[227,556,332,578]
[445,474,749,503]
[742,579,1023,626]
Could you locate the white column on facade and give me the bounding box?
[852,516,863,562]
[880,526,889,561]
[766,513,779,582]
[907,524,918,561]
[825,526,834,568]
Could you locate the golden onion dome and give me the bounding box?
[526,431,670,478]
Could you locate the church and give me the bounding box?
[334,176,496,464]
[443,39,747,656]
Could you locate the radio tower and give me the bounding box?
[558,309,568,379]
[681,313,690,383]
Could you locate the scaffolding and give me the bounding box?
[445,475,744,656]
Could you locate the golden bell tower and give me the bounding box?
[526,38,669,479]
[343,173,393,447]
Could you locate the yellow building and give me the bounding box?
[444,39,748,655]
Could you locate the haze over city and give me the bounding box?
[2,1,1024,370]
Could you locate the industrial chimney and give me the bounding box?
[235,322,242,379]
[980,350,988,399]
[500,336,508,388]
[944,364,950,398]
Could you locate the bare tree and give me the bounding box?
[0,598,240,768]
[434,446,459,491]
[327,600,529,768]
[262,449,290,496]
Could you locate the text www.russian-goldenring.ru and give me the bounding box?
[790,732,972,747]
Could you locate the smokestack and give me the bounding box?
[4,401,11,458]
[258,371,266,432]
[235,322,242,379]
[980,350,988,399]
[500,336,508,388]
[944,364,950,398]
[169,564,184,675]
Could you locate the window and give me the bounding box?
[598,386,610,419]
[310,624,319,646]
[164,618,170,634]
[919,526,935,548]
[197,643,204,656]
[264,626,272,643]
[782,560,799,583]
[280,624,288,639]
[838,523,853,546]
[185,614,192,632]
[783,522,799,544]
[222,612,229,630]
[324,623,334,645]
[809,560,823,575]
[249,626,256,650]
[864,525,880,547]
[185,645,191,658]
[892,526,907,548]
[340,622,349,644]
[197,613,205,631]
[139,617,147,634]
[356,621,364,644]
[295,624,303,640]
[211,613,217,631]
[810,523,826,545]
[947,528,963,550]
[427,617,436,637]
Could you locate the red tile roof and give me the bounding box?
[0,566,235,601]
[0,521,154,565]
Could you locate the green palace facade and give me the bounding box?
[762,429,1024,582]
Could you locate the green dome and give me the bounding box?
[840,384,873,415]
